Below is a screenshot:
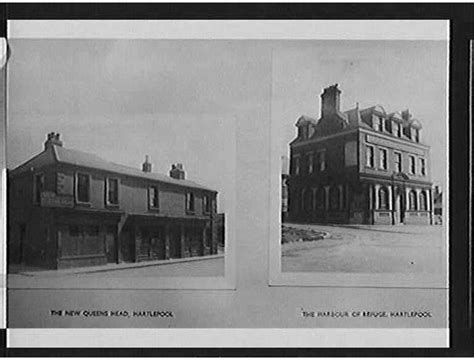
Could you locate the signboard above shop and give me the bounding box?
[40,191,74,208]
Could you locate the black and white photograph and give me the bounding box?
[270,36,449,290]
[6,36,238,290]
[4,19,452,348]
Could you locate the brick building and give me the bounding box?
[287,84,433,225]
[8,132,219,269]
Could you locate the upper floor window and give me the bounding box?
[203,194,211,214]
[409,155,416,174]
[419,157,426,176]
[75,173,90,203]
[379,148,388,170]
[106,178,119,205]
[148,186,159,209]
[384,119,392,133]
[292,156,300,176]
[394,152,402,173]
[316,149,326,171]
[33,173,44,204]
[366,145,375,168]
[186,192,195,213]
[378,187,389,210]
[307,153,314,174]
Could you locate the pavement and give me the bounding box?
[282,223,447,278]
[8,254,225,280]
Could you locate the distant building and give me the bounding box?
[281,156,289,221]
[288,84,433,225]
[8,132,219,269]
[433,185,443,224]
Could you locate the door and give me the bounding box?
[394,194,402,224]
[169,226,181,258]
[151,227,166,260]
[105,226,117,263]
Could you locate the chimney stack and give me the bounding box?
[321,83,341,117]
[169,163,185,180]
[142,155,152,173]
[44,132,63,150]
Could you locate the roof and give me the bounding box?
[10,145,217,192]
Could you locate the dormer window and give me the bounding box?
[413,128,420,142]
[298,125,309,139]
[394,122,402,137]
[377,117,384,132]
[384,118,392,133]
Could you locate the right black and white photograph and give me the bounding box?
[271,38,448,288]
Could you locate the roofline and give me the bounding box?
[290,128,358,147]
[360,127,430,149]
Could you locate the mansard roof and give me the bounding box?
[9,145,216,192]
[295,115,318,126]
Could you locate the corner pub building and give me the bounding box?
[287,84,434,225]
[8,133,219,269]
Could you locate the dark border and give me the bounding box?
[2,2,472,357]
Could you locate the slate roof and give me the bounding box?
[10,145,217,192]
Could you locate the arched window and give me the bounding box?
[409,190,417,210]
[316,188,325,210]
[419,191,428,211]
[303,188,313,212]
[329,186,340,210]
[378,187,389,210]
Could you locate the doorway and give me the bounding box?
[105,226,117,263]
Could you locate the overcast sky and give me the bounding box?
[7,39,447,209]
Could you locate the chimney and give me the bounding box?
[44,132,63,150]
[169,163,185,180]
[142,155,152,173]
[321,83,341,117]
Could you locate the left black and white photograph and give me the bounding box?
[6,38,237,290]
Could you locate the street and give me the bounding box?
[282,223,447,277]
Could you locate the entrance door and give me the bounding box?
[105,226,117,263]
[394,194,402,224]
[169,226,181,258]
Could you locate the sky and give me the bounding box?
[7,39,448,210]
[272,40,448,189]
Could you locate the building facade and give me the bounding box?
[287,84,433,225]
[8,133,219,269]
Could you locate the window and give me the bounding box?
[378,187,389,210]
[419,158,426,176]
[409,190,417,210]
[413,128,420,142]
[307,153,314,174]
[419,191,428,211]
[384,119,392,133]
[34,173,44,204]
[379,148,388,170]
[316,188,325,210]
[76,173,90,203]
[317,149,326,171]
[186,192,195,213]
[394,152,402,173]
[377,117,384,132]
[149,186,159,209]
[203,194,211,213]
[106,178,119,205]
[366,145,375,168]
[409,155,416,174]
[394,122,402,137]
[329,186,340,210]
[293,156,300,176]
